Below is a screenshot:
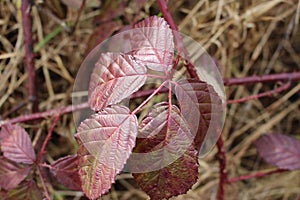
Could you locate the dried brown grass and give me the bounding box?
[0,0,300,199]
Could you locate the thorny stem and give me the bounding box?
[227,168,286,183]
[21,0,38,112]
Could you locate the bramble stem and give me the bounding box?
[156,0,199,79]
[37,166,51,199]
[37,115,61,163]
[0,102,89,126]
[223,72,300,86]
[21,0,38,112]
[217,137,227,200]
[227,169,286,183]
[227,82,291,104]
[132,81,167,115]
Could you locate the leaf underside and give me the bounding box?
[255,133,300,170]
[88,53,147,111]
[132,16,174,72]
[0,124,36,164]
[132,103,198,199]
[50,155,81,190]
[0,156,31,190]
[173,79,223,153]
[75,105,138,199]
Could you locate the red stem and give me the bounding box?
[37,115,61,163]
[132,81,167,114]
[21,0,37,112]
[223,72,300,86]
[227,169,286,183]
[0,71,297,126]
[156,0,178,31]
[131,87,168,98]
[0,102,89,126]
[156,0,199,79]
[157,2,229,199]
[227,81,291,104]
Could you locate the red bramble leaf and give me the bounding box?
[133,103,194,167]
[75,105,138,199]
[132,16,174,72]
[133,146,198,200]
[173,79,223,153]
[88,53,147,111]
[77,146,118,199]
[132,103,198,199]
[0,156,31,190]
[50,155,81,190]
[133,104,198,198]
[255,133,300,170]
[0,124,36,164]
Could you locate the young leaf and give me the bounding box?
[89,53,147,111]
[132,16,174,72]
[50,155,81,190]
[0,156,31,190]
[129,103,194,173]
[75,105,138,199]
[173,79,223,153]
[5,180,43,200]
[255,133,300,170]
[0,124,36,164]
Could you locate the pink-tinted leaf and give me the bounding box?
[75,105,138,199]
[129,103,194,173]
[77,145,118,199]
[132,103,198,199]
[88,53,147,111]
[255,133,300,170]
[133,142,198,200]
[173,79,223,154]
[0,124,36,164]
[50,155,81,190]
[0,156,31,190]
[5,180,43,200]
[132,16,174,72]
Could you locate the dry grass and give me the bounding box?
[0,0,300,199]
